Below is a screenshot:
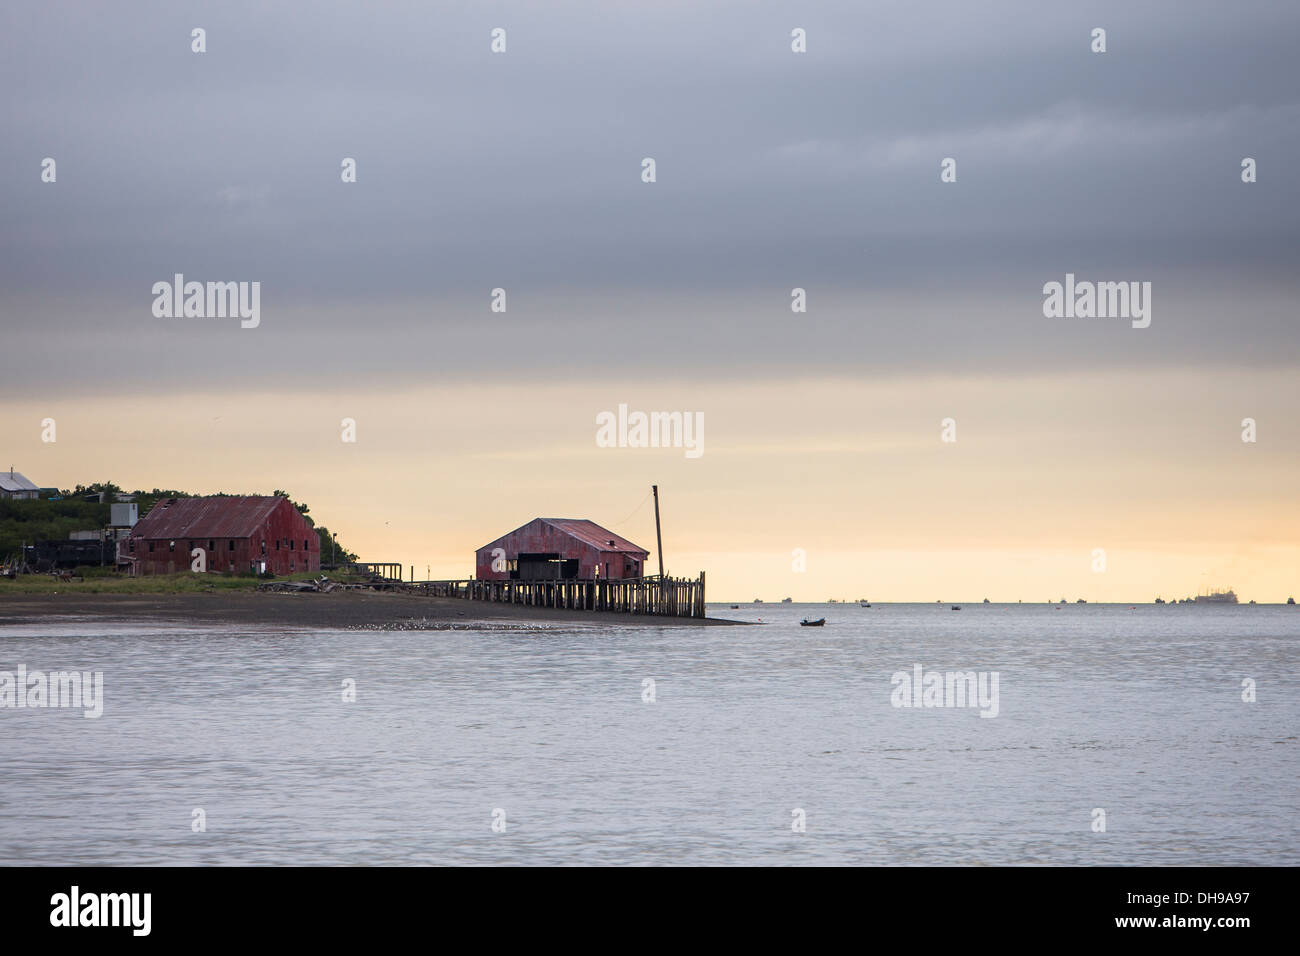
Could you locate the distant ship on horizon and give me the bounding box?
[1194,588,1238,604]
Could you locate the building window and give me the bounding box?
[169,540,175,553]
[228,540,235,552]
[261,540,266,555]
[276,540,280,551]
[290,540,295,550]
[129,540,135,553]
[208,540,214,552]
[303,539,308,551]
[148,542,154,552]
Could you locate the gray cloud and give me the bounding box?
[2,0,1297,392]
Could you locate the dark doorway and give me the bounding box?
[517,553,579,580]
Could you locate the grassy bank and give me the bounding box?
[0,570,344,595]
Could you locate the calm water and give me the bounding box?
[1,603,1296,865]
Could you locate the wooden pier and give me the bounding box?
[419,573,707,618]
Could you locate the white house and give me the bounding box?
[0,468,40,500]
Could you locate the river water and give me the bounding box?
[1,602,1296,865]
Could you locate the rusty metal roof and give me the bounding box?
[537,518,648,555]
[130,496,285,539]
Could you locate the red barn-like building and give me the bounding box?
[119,495,319,576]
[476,518,650,581]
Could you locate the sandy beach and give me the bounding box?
[0,590,742,629]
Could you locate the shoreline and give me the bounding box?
[0,591,745,629]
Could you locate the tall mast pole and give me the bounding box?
[652,484,664,580]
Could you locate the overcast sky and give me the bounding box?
[2,0,1297,393]
[3,2,1299,598]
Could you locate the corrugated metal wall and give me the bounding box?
[121,498,319,576]
[476,518,645,581]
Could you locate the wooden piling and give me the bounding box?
[423,573,706,618]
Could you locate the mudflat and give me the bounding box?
[0,591,741,629]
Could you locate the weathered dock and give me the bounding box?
[419,573,707,618]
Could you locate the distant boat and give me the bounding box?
[752,598,764,604]
[951,605,962,611]
[983,598,990,603]
[800,618,825,627]
[859,599,871,607]
[1289,597,1296,605]
[729,604,740,609]
[1155,597,1165,604]
[1195,589,1238,604]
[781,597,792,603]
[1076,598,1087,604]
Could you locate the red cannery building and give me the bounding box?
[118,495,319,576]
[475,518,650,581]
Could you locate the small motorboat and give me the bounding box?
[951,605,962,611]
[859,599,871,607]
[729,604,740,609]
[800,617,826,627]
